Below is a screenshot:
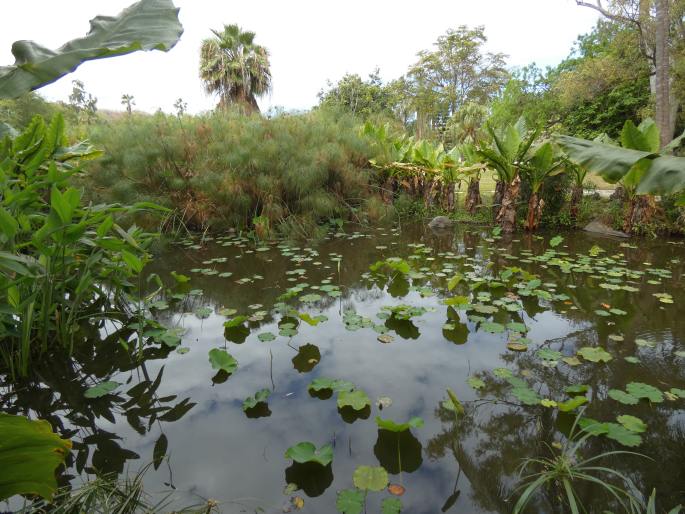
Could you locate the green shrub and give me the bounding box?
[82,110,376,236]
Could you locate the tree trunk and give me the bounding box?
[570,184,583,221]
[492,180,505,219]
[381,176,394,204]
[624,195,658,234]
[496,176,521,233]
[465,178,482,214]
[655,0,672,146]
[446,182,455,212]
[525,192,545,231]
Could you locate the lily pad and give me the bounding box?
[242,389,271,411]
[608,389,639,405]
[577,346,613,363]
[308,378,354,393]
[336,488,364,514]
[284,442,333,466]
[626,382,663,403]
[617,415,646,433]
[208,348,238,374]
[381,497,403,514]
[337,389,371,411]
[467,377,486,390]
[84,381,121,398]
[353,465,388,492]
[375,416,424,433]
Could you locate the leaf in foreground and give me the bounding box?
[0,0,184,98]
[0,413,72,501]
[284,442,333,466]
[381,497,403,514]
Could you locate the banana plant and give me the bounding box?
[558,119,685,233]
[477,119,539,232]
[519,142,565,231]
[460,143,486,214]
[0,0,183,99]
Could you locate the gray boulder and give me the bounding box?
[583,220,629,238]
[428,216,454,230]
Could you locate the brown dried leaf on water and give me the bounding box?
[378,334,394,344]
[388,483,406,496]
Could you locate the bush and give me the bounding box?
[81,109,376,235]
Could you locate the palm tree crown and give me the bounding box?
[199,24,272,113]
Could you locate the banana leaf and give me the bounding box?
[0,0,183,98]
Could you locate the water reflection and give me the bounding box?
[1,225,683,513]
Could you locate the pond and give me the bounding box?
[3,223,685,513]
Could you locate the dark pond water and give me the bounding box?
[3,224,685,513]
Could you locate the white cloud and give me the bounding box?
[1,0,598,114]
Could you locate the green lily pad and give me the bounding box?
[381,497,403,514]
[375,416,424,433]
[308,378,355,393]
[467,377,486,390]
[337,389,371,411]
[353,465,388,492]
[512,387,540,405]
[605,423,642,447]
[84,381,121,398]
[284,442,333,466]
[336,488,364,514]
[608,389,639,405]
[224,315,248,328]
[481,321,505,333]
[242,389,271,411]
[617,415,646,433]
[208,348,238,374]
[626,382,664,403]
[557,396,588,412]
[577,346,613,363]
[257,332,276,342]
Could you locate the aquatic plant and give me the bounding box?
[512,413,644,514]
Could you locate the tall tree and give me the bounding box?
[407,26,508,137]
[575,0,676,145]
[199,24,271,113]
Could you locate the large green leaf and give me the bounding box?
[635,155,685,194]
[0,414,72,501]
[0,0,183,98]
[556,135,655,184]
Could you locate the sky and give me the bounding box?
[1,1,600,114]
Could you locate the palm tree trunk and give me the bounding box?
[447,182,455,212]
[465,178,482,214]
[525,192,544,231]
[624,195,658,234]
[492,180,505,219]
[570,184,583,221]
[496,176,521,233]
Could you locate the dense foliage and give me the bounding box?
[82,110,380,236]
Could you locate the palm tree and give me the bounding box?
[199,24,271,113]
